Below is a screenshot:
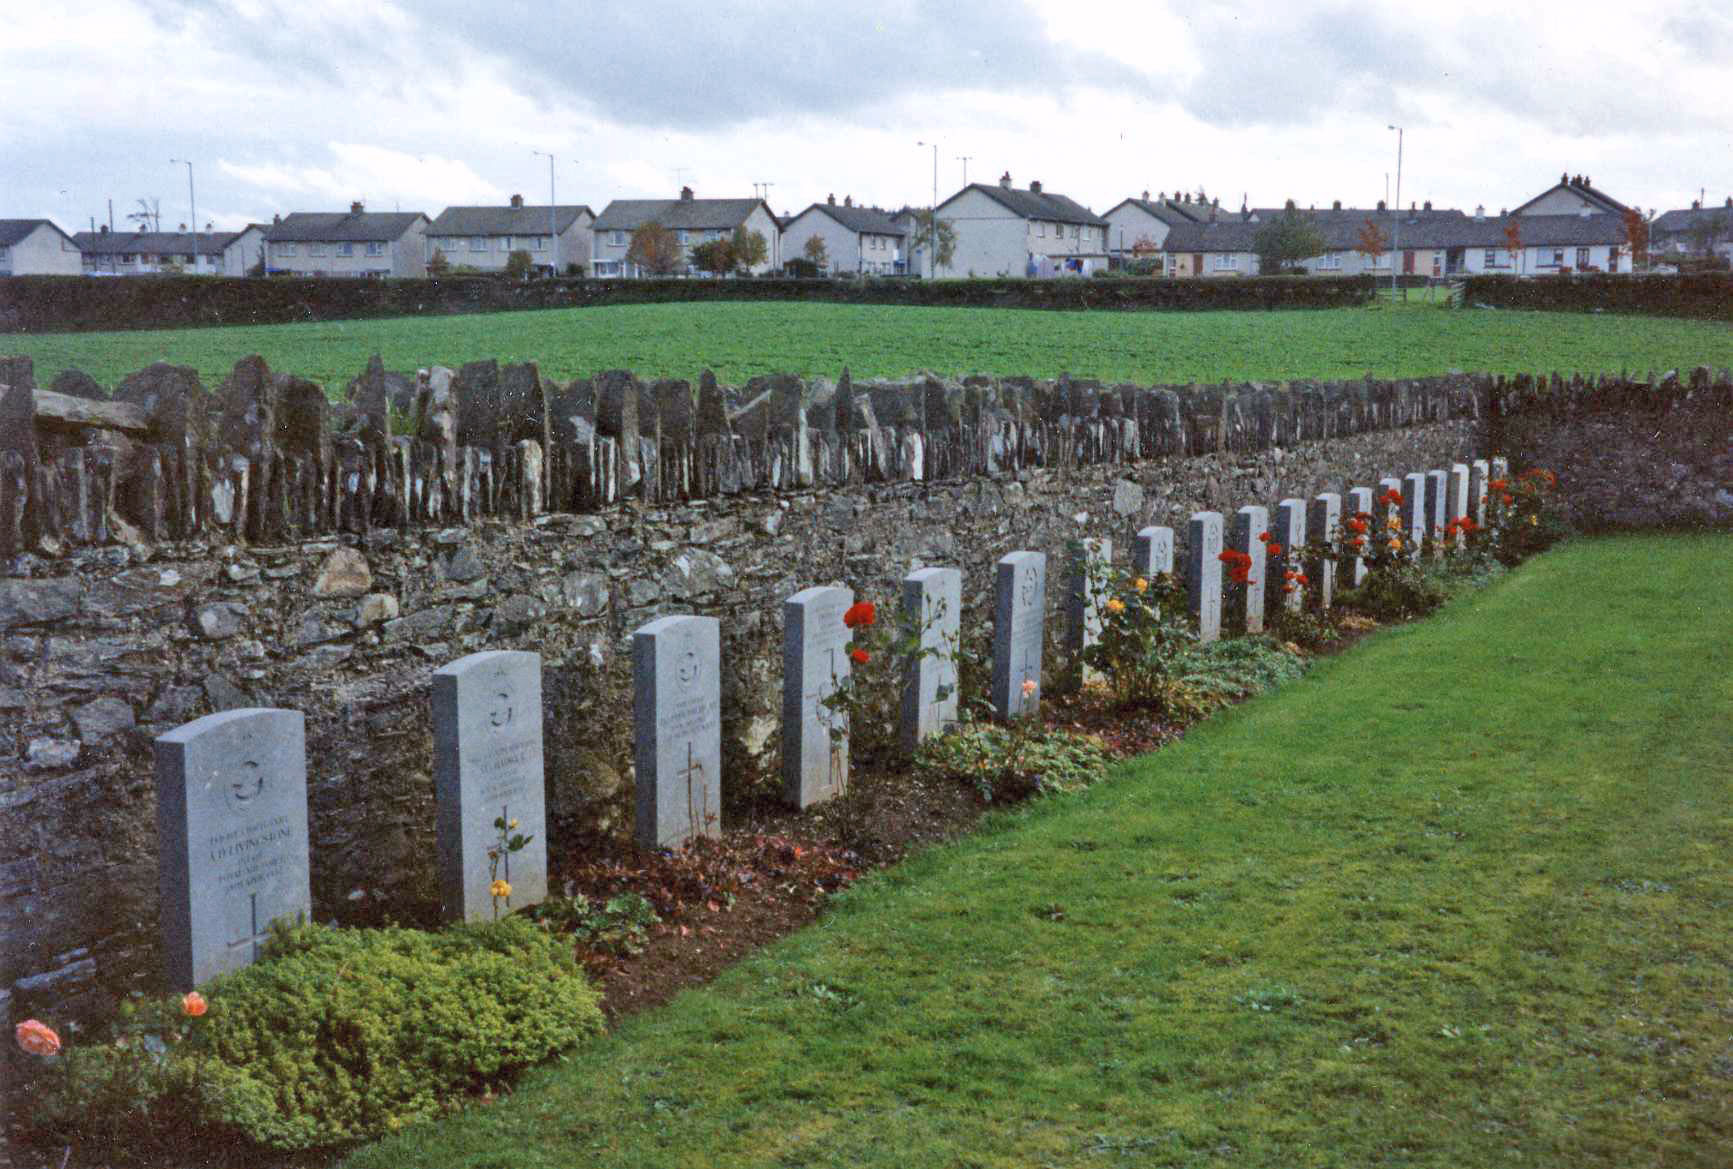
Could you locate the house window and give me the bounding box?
[1036,222,1045,237]
[366,242,386,256]
[0,246,9,262]
[1483,249,1500,268]
[181,254,195,264]
[1317,252,1341,270]
[121,253,137,262]
[677,230,689,245]
[1547,249,1564,267]
[610,230,626,246]
[1213,254,1237,271]
[470,237,487,252]
[1576,247,1591,269]
[276,244,296,257]
[337,243,353,257]
[308,243,327,256]
[529,236,544,251]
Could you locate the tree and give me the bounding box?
[688,237,734,275]
[1617,208,1649,270]
[908,210,957,273]
[1354,218,1388,269]
[730,227,768,273]
[1687,209,1731,258]
[626,222,682,276]
[1253,207,1325,275]
[127,197,161,233]
[428,247,451,277]
[1503,218,1524,275]
[503,250,534,280]
[802,234,830,272]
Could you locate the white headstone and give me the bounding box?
[1132,525,1174,579]
[1426,469,1449,554]
[1469,459,1491,526]
[155,708,311,989]
[633,615,722,849]
[1308,492,1341,608]
[1446,464,1470,548]
[783,585,854,808]
[992,550,1046,719]
[901,567,961,750]
[1065,538,1111,684]
[1273,498,1307,613]
[1186,512,1224,644]
[1402,472,1427,559]
[1345,486,1374,586]
[1227,505,1269,634]
[433,650,548,922]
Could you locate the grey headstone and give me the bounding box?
[991,550,1046,718]
[1272,499,1306,614]
[432,650,548,923]
[1426,469,1449,552]
[901,567,961,750]
[1345,487,1374,586]
[782,585,853,809]
[1227,506,1268,634]
[1132,525,1174,579]
[1446,465,1470,548]
[633,615,722,849]
[1186,512,1224,644]
[155,709,311,989]
[1401,472,1427,559]
[1491,455,1509,483]
[1309,493,1341,608]
[1469,459,1491,526]
[1064,538,1111,683]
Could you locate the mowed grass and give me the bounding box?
[343,533,1733,1169]
[9,300,1733,392]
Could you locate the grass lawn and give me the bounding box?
[341,533,1733,1169]
[8,300,1732,393]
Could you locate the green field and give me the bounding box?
[342,533,1733,1169]
[9,300,1732,392]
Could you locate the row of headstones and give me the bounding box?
[151,454,1498,990]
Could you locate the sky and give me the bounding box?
[4,0,1731,236]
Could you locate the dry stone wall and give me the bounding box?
[2,353,1727,1026]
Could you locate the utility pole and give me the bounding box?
[1386,126,1403,300]
[169,158,195,269]
[956,155,973,186]
[533,150,561,276]
[917,140,938,278]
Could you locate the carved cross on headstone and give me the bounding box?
[679,741,709,831]
[1020,644,1039,702]
[227,892,274,964]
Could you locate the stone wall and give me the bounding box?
[3,355,1728,1026]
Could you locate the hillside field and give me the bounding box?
[7,299,1732,393]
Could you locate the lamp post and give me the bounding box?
[956,155,972,186]
[916,140,938,278]
[1386,125,1402,299]
[532,150,561,277]
[169,158,195,270]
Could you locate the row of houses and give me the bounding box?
[4,173,1728,281]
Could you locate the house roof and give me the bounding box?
[938,183,1108,228]
[74,230,237,257]
[428,204,594,237]
[790,203,907,237]
[1511,176,1631,217]
[1102,198,1205,229]
[0,219,74,248]
[592,198,769,232]
[263,212,429,243]
[1653,201,1733,235]
[1159,208,1630,254]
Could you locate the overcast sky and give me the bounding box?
[5,0,1731,235]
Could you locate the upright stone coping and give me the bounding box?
[1309,493,1341,609]
[991,550,1046,719]
[901,567,961,750]
[1345,486,1374,586]
[1064,538,1111,683]
[1446,465,1471,547]
[633,614,722,849]
[1132,525,1174,579]
[432,650,548,923]
[1227,505,1269,634]
[1272,498,1306,614]
[1469,459,1492,526]
[782,585,854,809]
[1186,511,1224,644]
[1426,469,1449,552]
[155,708,311,990]
[1402,472,1428,558]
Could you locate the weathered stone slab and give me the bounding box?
[433,650,548,923]
[1446,465,1470,547]
[1426,469,1449,552]
[991,550,1045,718]
[1308,493,1341,608]
[1132,525,1174,579]
[1186,511,1223,644]
[1469,459,1491,526]
[155,708,310,989]
[633,615,721,849]
[1064,537,1110,683]
[1401,472,1427,558]
[901,567,961,750]
[1345,486,1374,585]
[1272,499,1306,613]
[782,585,853,809]
[1227,506,1268,634]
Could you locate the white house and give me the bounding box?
[1651,197,1733,264]
[74,225,267,276]
[1101,193,1204,265]
[263,204,430,278]
[590,188,781,277]
[0,220,83,275]
[427,196,594,276]
[780,196,906,274]
[931,174,1109,278]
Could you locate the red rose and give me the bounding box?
[843,601,876,629]
[849,648,869,665]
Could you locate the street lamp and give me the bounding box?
[169,158,195,270]
[1386,125,1402,298]
[916,140,938,278]
[531,150,563,277]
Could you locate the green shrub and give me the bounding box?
[914,724,1110,802]
[26,917,603,1151]
[1170,636,1307,704]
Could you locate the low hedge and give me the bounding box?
[0,272,1377,334]
[1462,273,1733,320]
[25,917,604,1151]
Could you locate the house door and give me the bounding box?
[1192,254,1203,276]
[1402,250,1415,274]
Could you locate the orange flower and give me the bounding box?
[1265,543,1282,558]
[849,647,870,665]
[1297,573,1309,586]
[15,1019,60,1057]
[1257,531,1271,542]
[1489,478,1508,491]
[842,601,876,629]
[1347,517,1368,534]
[1380,488,1403,507]
[182,992,208,1018]
[1501,493,1514,506]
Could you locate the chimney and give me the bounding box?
[350,200,364,214]
[1029,180,1042,194]
[1691,199,1701,210]
[1725,196,1731,207]
[272,213,281,225]
[1560,172,1569,185]
[680,185,694,201]
[99,223,109,234]
[844,194,853,207]
[1332,199,1342,211]
[178,222,186,231]
[1584,176,1592,188]
[1423,199,1432,211]
[827,193,835,205]
[1141,189,1149,201]
[1377,199,1386,211]
[1475,204,1485,220]
[999,171,1012,189]
[1410,201,1416,212]
[510,193,524,208]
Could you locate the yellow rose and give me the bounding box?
[1133,577,1149,593]
[1527,515,1538,525]
[1106,598,1126,614]
[490,879,512,899]
[507,818,519,830]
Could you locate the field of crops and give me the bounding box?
[8,299,1732,393]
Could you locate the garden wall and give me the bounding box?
[0,273,1376,334]
[1462,273,1733,320]
[1,354,1728,1028]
